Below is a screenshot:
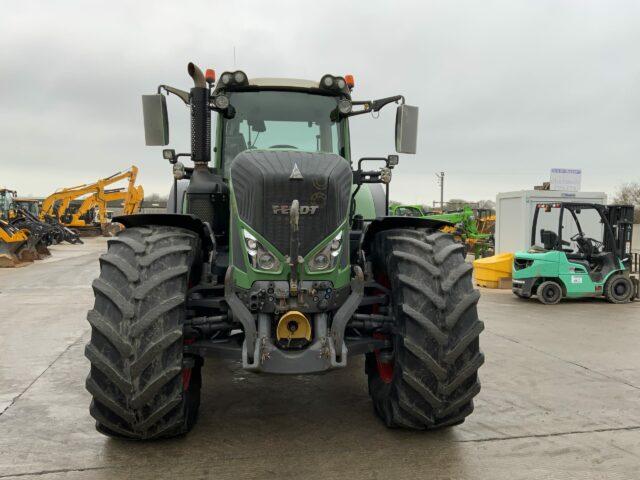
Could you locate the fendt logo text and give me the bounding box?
[272,205,319,215]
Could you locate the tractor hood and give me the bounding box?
[230,150,352,257]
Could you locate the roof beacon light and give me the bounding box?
[205,69,216,84]
[344,74,355,89]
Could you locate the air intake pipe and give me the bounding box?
[188,62,210,163]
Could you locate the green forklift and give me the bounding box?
[512,202,639,305]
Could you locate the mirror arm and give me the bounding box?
[343,96,405,118]
[371,95,404,112]
[157,85,190,105]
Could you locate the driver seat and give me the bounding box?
[540,229,558,250]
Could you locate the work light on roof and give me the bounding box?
[218,70,249,87]
[321,74,335,88]
[220,72,232,85]
[233,71,247,84]
[320,74,350,93]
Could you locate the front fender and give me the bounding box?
[361,216,452,254]
[113,213,214,253]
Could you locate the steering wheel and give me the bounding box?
[570,232,594,256]
[269,144,298,149]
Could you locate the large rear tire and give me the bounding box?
[85,225,202,440]
[366,229,484,429]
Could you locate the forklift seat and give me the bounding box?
[540,229,558,250]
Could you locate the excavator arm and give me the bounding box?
[40,166,143,229]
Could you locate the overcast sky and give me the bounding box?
[2,0,639,205]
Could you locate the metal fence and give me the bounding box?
[631,252,640,274]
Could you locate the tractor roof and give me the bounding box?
[213,72,351,97]
[248,78,320,89]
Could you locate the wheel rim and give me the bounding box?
[182,368,192,391]
[372,332,394,383]
[372,274,394,383]
[544,285,559,302]
[613,280,629,299]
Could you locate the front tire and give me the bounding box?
[366,229,484,429]
[85,225,202,440]
[604,274,634,304]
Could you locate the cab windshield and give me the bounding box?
[221,90,343,174]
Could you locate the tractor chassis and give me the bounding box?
[183,265,391,374]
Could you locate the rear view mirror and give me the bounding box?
[142,94,169,146]
[395,104,419,154]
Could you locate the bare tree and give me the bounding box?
[145,192,169,203]
[477,199,496,211]
[613,182,640,223]
[447,198,469,211]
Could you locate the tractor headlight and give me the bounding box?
[308,231,343,272]
[257,252,277,270]
[243,230,280,272]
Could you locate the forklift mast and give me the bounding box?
[606,205,634,267]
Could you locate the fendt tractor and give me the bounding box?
[84,63,484,439]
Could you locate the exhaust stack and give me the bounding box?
[188,62,206,88]
[187,62,210,163]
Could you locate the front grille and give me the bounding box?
[230,150,351,257]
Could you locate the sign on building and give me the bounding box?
[550,168,581,192]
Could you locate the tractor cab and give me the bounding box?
[13,198,41,217]
[0,188,18,220]
[389,205,425,217]
[512,202,637,304]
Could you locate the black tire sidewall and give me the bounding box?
[538,281,562,305]
[606,275,633,303]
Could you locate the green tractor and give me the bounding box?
[84,63,483,440]
[389,204,427,217]
[391,204,494,257]
[512,202,639,304]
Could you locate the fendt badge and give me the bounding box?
[272,204,319,215]
[290,163,304,180]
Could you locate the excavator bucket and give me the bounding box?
[0,220,39,267]
[0,240,21,267]
[0,237,33,267]
[17,243,40,262]
[34,240,51,257]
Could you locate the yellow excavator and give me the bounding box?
[0,188,39,267]
[40,166,144,235]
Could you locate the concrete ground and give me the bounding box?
[0,238,639,480]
